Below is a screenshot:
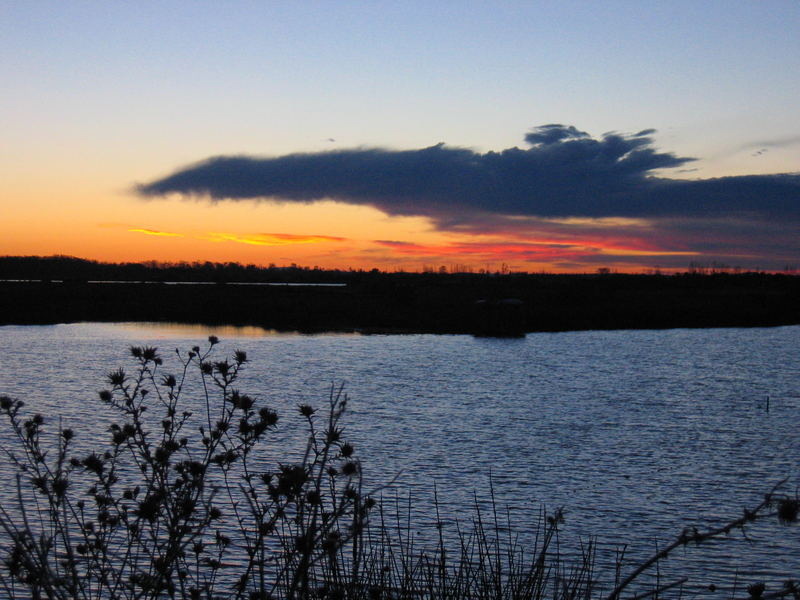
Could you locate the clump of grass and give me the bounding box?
[0,338,796,599]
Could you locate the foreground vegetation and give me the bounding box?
[0,340,797,599]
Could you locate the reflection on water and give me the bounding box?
[0,322,798,594]
[102,322,365,338]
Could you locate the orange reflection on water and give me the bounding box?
[113,322,361,338]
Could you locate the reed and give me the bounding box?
[0,339,796,599]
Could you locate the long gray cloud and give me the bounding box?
[136,124,800,227]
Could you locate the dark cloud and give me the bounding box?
[137,125,800,228]
[523,124,589,145]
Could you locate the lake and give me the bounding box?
[0,322,798,596]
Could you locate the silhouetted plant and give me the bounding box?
[0,339,378,599]
[604,478,798,600]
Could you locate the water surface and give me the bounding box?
[1,322,798,594]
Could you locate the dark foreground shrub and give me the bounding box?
[0,339,378,599]
[0,339,796,600]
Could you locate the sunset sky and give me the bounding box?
[2,2,798,273]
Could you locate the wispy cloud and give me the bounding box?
[128,228,184,237]
[373,238,698,260]
[126,226,346,247]
[200,232,347,246]
[744,134,800,150]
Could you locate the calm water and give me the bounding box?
[1,322,798,594]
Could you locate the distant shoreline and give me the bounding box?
[2,274,799,335]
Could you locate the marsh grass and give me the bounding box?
[0,339,796,599]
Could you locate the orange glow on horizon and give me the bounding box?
[0,178,706,274]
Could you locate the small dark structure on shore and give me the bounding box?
[473,298,526,337]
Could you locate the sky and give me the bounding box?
[2,1,799,273]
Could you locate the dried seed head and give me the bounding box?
[259,407,278,426]
[107,369,126,386]
[82,453,104,475]
[778,498,799,524]
[215,361,230,376]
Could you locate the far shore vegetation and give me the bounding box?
[1,255,800,283]
[1,255,799,335]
